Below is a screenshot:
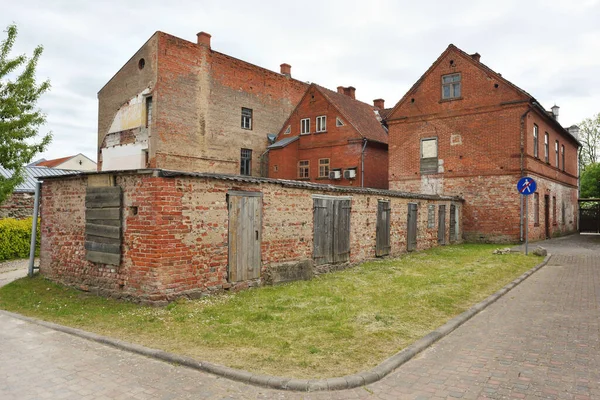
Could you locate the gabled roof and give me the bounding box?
[0,166,79,193]
[388,44,579,144]
[314,84,388,144]
[35,153,96,169]
[268,135,299,149]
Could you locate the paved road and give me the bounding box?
[0,258,30,288]
[1,234,599,399]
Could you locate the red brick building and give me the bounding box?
[387,45,579,242]
[98,31,308,176]
[267,84,389,189]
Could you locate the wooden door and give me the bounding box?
[407,203,418,252]
[313,196,351,265]
[228,192,262,282]
[438,204,446,245]
[450,204,456,243]
[376,200,391,257]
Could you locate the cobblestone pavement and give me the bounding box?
[1,234,599,399]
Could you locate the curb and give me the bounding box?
[0,254,551,392]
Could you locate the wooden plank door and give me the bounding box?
[376,200,391,257]
[333,199,351,263]
[407,203,418,252]
[228,192,262,282]
[449,204,456,243]
[313,197,334,265]
[438,204,446,245]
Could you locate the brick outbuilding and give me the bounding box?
[387,45,579,242]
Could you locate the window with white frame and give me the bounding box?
[241,108,252,130]
[420,137,438,174]
[318,158,330,177]
[316,116,326,132]
[544,132,549,163]
[336,117,345,127]
[284,125,291,135]
[298,160,309,178]
[300,118,310,135]
[555,140,559,168]
[533,124,539,158]
[561,145,565,172]
[442,73,461,99]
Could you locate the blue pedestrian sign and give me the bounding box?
[517,177,536,196]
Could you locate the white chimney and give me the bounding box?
[568,125,580,140]
[551,105,560,120]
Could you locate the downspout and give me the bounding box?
[519,107,532,242]
[361,138,368,187]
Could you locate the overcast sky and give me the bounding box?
[3,0,600,162]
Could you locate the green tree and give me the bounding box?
[580,162,600,198]
[0,24,51,203]
[578,113,600,169]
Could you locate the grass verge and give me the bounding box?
[0,244,541,378]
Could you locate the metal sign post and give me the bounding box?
[517,177,537,255]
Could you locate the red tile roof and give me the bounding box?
[316,84,388,145]
[36,156,75,168]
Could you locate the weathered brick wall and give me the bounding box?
[388,46,579,243]
[40,171,462,304]
[0,192,35,219]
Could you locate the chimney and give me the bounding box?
[280,63,291,77]
[470,53,481,62]
[197,32,211,48]
[568,125,580,140]
[343,86,356,99]
[373,99,385,109]
[551,105,560,120]
[337,86,345,94]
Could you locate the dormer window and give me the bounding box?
[442,73,461,99]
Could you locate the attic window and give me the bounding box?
[138,58,145,70]
[442,73,461,100]
[284,125,291,135]
[336,117,345,127]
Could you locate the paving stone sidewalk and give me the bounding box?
[1,234,599,399]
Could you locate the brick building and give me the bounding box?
[387,45,580,242]
[267,84,389,189]
[98,31,308,175]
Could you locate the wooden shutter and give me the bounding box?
[376,200,391,257]
[85,186,122,265]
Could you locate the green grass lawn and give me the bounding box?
[0,244,542,378]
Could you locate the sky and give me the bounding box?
[2,0,600,162]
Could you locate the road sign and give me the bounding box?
[517,177,537,195]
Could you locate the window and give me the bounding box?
[336,117,345,127]
[298,160,309,178]
[555,140,559,168]
[284,125,291,135]
[240,148,252,175]
[561,145,565,172]
[300,118,310,135]
[427,205,435,228]
[241,108,252,130]
[145,96,153,128]
[533,125,539,158]
[552,196,557,226]
[420,137,438,174]
[544,132,549,163]
[318,158,330,177]
[316,116,327,132]
[534,192,539,226]
[561,201,566,225]
[442,73,461,99]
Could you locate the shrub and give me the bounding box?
[0,218,39,261]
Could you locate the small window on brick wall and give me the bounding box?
[301,118,310,135]
[298,160,309,178]
[145,96,153,128]
[316,116,326,132]
[240,148,252,175]
[533,124,539,158]
[318,158,330,177]
[534,192,540,225]
[241,108,252,130]
[442,73,461,99]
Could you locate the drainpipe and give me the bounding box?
[519,107,532,242]
[361,138,368,187]
[28,181,41,277]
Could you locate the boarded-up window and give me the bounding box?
[421,138,438,174]
[313,196,351,265]
[376,200,391,257]
[85,186,122,265]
